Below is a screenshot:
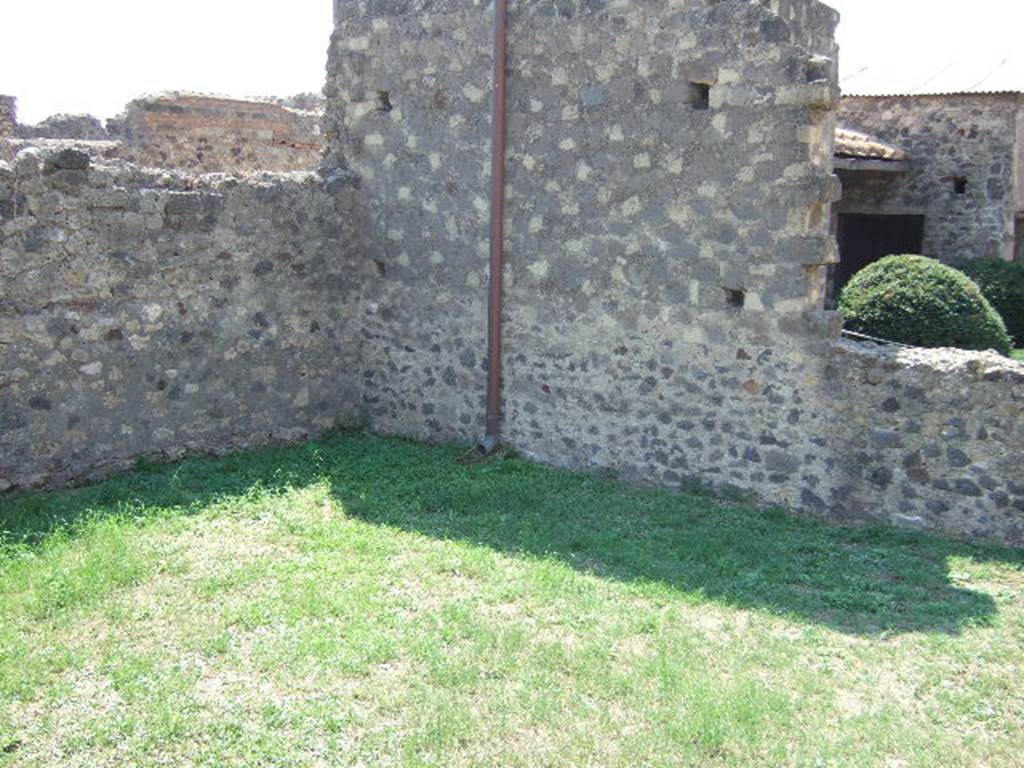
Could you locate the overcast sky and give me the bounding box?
[2,1,1022,125]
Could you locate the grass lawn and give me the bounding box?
[2,433,1022,767]
[1011,349,1024,361]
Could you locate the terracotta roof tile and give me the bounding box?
[834,125,908,161]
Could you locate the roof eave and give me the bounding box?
[833,157,910,173]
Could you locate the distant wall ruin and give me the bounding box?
[0,93,325,174]
[118,94,325,173]
[23,113,109,141]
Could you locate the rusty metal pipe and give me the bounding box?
[484,0,509,446]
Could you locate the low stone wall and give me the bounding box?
[498,329,1024,546]
[119,94,325,173]
[822,341,1024,543]
[0,138,122,166]
[0,146,369,489]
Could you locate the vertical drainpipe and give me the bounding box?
[482,0,509,452]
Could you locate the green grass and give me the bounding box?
[1011,348,1024,360]
[1,433,1022,767]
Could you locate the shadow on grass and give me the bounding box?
[3,431,1021,636]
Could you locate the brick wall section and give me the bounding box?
[0,147,370,489]
[120,94,325,173]
[837,94,1024,261]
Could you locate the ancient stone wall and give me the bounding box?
[3,0,1023,546]
[322,0,1024,545]
[837,94,1023,261]
[327,0,845,501]
[0,95,110,141]
[0,146,369,489]
[0,93,326,174]
[0,97,118,167]
[20,113,109,141]
[0,96,16,138]
[824,342,1024,543]
[0,137,122,166]
[119,94,325,173]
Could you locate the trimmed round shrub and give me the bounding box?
[839,255,1012,355]
[954,257,1024,347]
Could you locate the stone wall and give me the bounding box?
[0,145,369,489]
[322,0,1024,545]
[0,137,122,166]
[21,113,109,141]
[119,94,325,173]
[3,0,1024,546]
[825,341,1024,543]
[0,96,16,138]
[327,0,845,501]
[837,94,1024,261]
[0,93,326,174]
[1016,101,1024,254]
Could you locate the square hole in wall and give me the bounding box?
[724,288,746,309]
[953,176,968,195]
[376,91,393,113]
[689,82,711,111]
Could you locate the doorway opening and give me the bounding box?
[830,213,926,306]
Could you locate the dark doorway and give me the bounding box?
[1015,216,1023,262]
[833,213,925,301]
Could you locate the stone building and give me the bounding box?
[833,92,1024,294]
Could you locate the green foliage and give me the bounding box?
[839,255,1013,355]
[955,257,1024,346]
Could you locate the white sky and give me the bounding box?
[2,1,333,124]
[1,1,1022,125]
[828,0,1024,95]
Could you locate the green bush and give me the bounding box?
[954,257,1024,347]
[839,255,1012,355]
